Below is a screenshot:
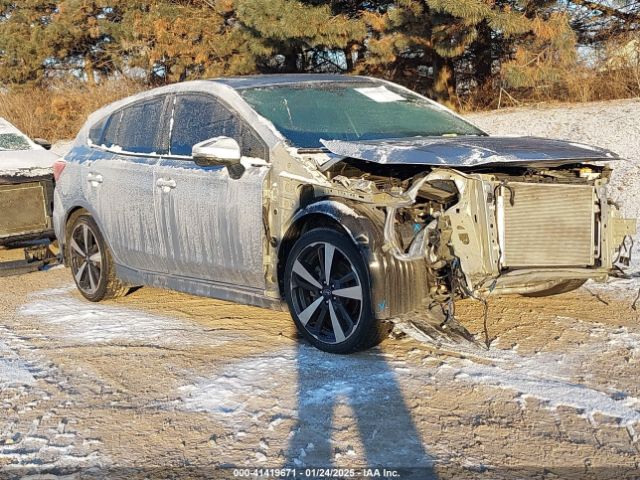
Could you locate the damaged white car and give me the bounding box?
[53,75,636,353]
[0,118,58,246]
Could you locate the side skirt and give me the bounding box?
[115,264,287,312]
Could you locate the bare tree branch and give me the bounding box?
[569,0,640,22]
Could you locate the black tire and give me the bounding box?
[523,279,586,297]
[284,228,385,354]
[67,214,128,302]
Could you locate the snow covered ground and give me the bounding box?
[0,99,639,478]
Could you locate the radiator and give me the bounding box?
[498,182,596,268]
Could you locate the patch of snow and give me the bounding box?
[445,360,640,426]
[178,344,432,466]
[0,149,58,176]
[19,287,243,346]
[179,345,397,416]
[0,340,36,387]
[51,140,74,157]
[423,316,640,427]
[586,276,640,302]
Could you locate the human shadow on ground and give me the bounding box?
[285,342,437,480]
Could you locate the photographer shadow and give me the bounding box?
[285,343,437,479]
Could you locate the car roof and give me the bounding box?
[210,74,375,90]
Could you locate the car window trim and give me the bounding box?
[88,142,167,161]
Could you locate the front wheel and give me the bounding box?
[284,228,385,354]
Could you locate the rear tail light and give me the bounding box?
[53,159,67,182]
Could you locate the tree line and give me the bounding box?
[0,0,638,106]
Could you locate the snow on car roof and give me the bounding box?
[212,74,371,90]
[0,117,58,176]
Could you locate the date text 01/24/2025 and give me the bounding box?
[232,468,402,478]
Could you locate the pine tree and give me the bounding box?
[501,12,578,91]
[0,0,620,107]
[355,0,533,104]
[0,1,132,85]
[234,0,367,72]
[122,0,259,83]
[0,1,57,84]
[43,0,129,84]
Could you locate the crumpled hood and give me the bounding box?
[319,136,619,169]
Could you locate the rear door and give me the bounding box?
[84,95,171,272]
[155,93,270,289]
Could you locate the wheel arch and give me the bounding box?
[61,205,114,266]
[276,199,384,301]
[277,198,433,319]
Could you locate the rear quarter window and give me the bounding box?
[101,96,168,155]
[88,116,108,145]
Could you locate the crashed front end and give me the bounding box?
[315,136,636,318]
[386,167,635,298]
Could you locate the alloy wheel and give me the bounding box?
[289,241,363,345]
[70,222,103,295]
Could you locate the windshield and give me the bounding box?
[240,81,485,148]
[0,133,32,151]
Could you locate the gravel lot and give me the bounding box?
[1,100,639,479]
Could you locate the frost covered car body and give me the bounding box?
[0,118,58,245]
[53,75,636,353]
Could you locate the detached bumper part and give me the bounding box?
[610,216,637,267]
[611,216,636,244]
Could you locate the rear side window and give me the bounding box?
[101,96,168,154]
[89,116,108,145]
[170,94,267,159]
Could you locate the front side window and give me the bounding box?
[170,94,267,159]
[101,96,168,155]
[240,81,485,148]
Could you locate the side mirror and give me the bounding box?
[33,138,52,150]
[192,136,245,179]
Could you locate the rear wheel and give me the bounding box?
[523,279,586,297]
[68,214,128,301]
[284,228,385,354]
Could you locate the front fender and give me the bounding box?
[283,199,430,319]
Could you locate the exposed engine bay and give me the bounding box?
[278,149,636,321]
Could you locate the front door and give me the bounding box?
[155,93,270,289]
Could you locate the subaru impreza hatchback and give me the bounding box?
[53,75,636,353]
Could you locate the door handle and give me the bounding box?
[87,172,103,185]
[156,178,177,192]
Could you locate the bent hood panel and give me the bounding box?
[319,136,619,169]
